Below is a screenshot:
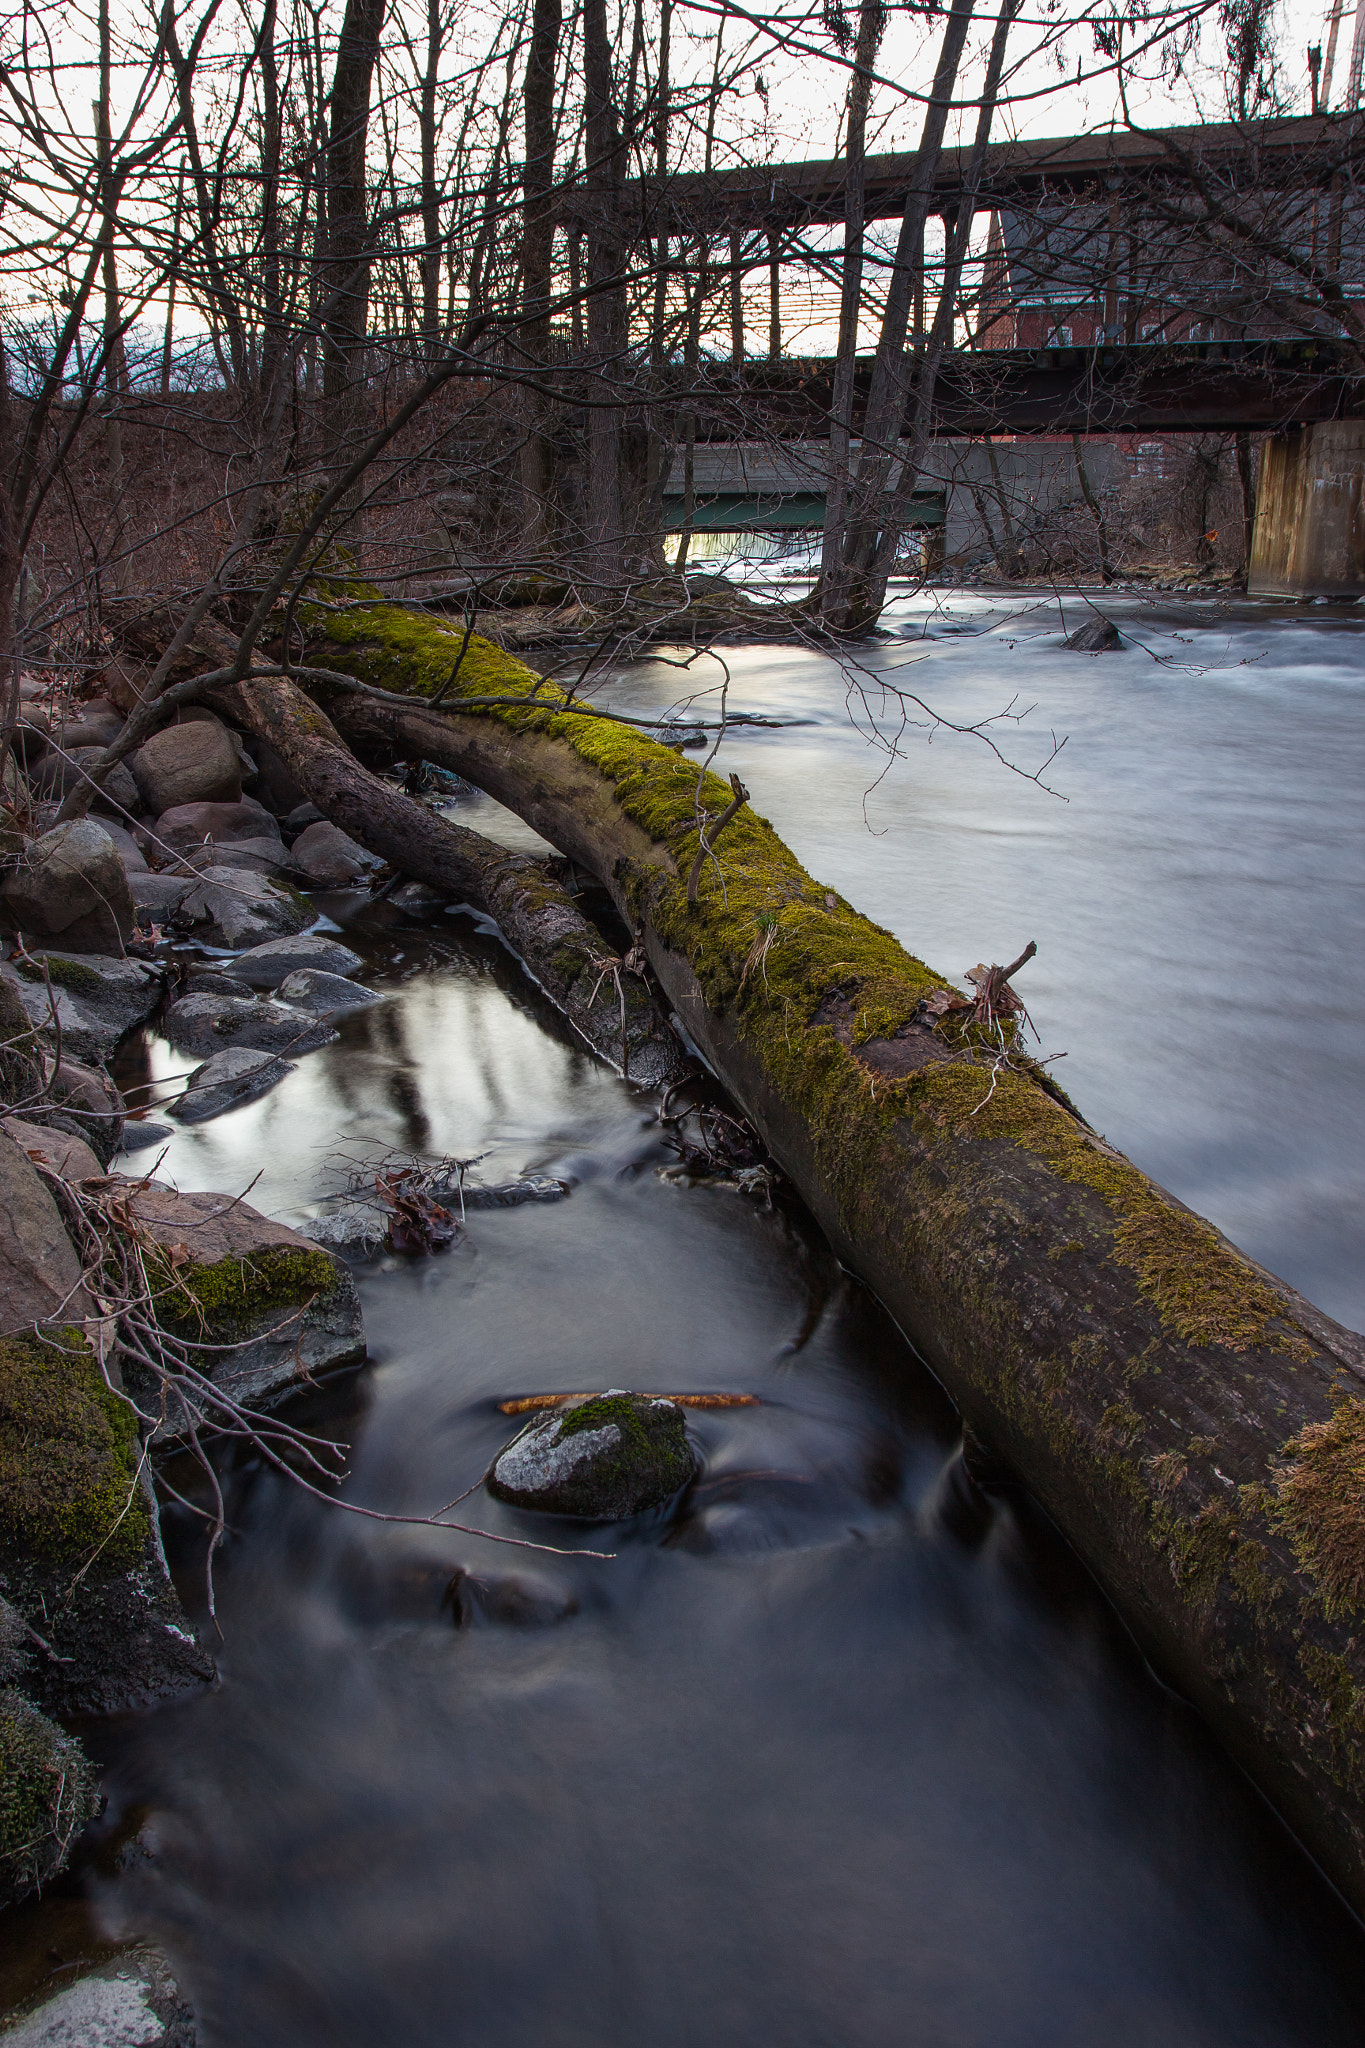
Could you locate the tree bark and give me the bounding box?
[828,0,977,627]
[286,589,1365,1918]
[819,0,887,620]
[582,0,626,587]
[519,0,563,551]
[321,0,388,471]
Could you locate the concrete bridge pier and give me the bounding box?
[1248,420,1365,597]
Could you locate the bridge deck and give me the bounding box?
[663,339,1363,437]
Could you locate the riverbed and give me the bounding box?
[12,591,1365,2044]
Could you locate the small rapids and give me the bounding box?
[7,591,1365,2045]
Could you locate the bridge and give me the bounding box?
[669,338,1365,440]
[617,116,1362,234]
[562,117,1365,594]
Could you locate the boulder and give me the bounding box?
[185,836,293,878]
[172,704,257,785]
[275,968,382,1017]
[162,991,337,1060]
[0,953,164,1063]
[129,870,196,931]
[183,966,254,998]
[1063,616,1122,652]
[74,695,124,726]
[170,1045,294,1123]
[3,1115,104,1181]
[116,1119,174,1154]
[283,801,325,836]
[1,820,135,954]
[125,1185,364,1406]
[0,1326,214,1722]
[387,880,448,913]
[40,1056,125,1166]
[230,933,363,988]
[153,796,280,851]
[130,719,241,814]
[32,746,141,818]
[0,1685,99,1909]
[0,1946,196,2047]
[0,979,44,1103]
[170,866,311,949]
[446,1567,579,1629]
[96,821,148,872]
[0,1129,90,1334]
[486,1391,696,1519]
[290,819,383,887]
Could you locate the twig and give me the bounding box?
[686,773,750,907]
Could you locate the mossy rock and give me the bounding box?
[487,1392,696,1520]
[0,1685,99,1908]
[0,1329,148,1568]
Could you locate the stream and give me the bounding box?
[7,591,1365,2045]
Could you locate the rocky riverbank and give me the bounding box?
[0,679,393,2038]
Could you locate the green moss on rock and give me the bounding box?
[488,1391,695,1519]
[158,1245,340,1336]
[0,1685,99,1908]
[16,954,102,996]
[0,1330,147,1567]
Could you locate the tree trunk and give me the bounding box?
[819,0,886,621]
[419,0,445,361]
[519,0,562,549]
[321,0,388,472]
[829,0,977,628]
[284,588,1365,1919]
[582,0,626,587]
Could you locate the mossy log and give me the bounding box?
[265,589,1365,1910]
[203,672,687,1086]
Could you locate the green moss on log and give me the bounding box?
[0,1329,147,1566]
[1273,1398,1365,1621]
[309,598,1310,1365]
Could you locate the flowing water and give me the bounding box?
[10,591,1365,2044]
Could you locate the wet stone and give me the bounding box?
[0,953,164,1064]
[118,1120,174,1153]
[0,1945,197,2046]
[487,1391,695,1520]
[170,1046,294,1124]
[162,991,336,1060]
[170,867,311,950]
[290,820,382,887]
[230,934,364,989]
[1063,616,1122,652]
[274,968,381,1017]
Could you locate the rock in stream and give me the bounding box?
[487,1391,696,1519]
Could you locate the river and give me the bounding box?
[10,591,1365,2045]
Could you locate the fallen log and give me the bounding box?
[198,670,687,1087]
[290,590,1365,1912]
